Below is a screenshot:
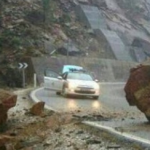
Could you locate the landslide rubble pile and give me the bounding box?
[0,92,142,150]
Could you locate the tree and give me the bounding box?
[42,0,51,24]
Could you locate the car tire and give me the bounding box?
[62,86,68,98]
[145,115,150,122]
[56,92,61,95]
[92,96,99,100]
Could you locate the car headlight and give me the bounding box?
[68,82,77,88]
[94,84,100,90]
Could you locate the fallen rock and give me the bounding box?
[124,65,150,121]
[124,65,150,105]
[0,105,7,126]
[0,89,17,125]
[0,135,14,148]
[86,139,102,144]
[30,102,45,116]
[107,144,121,149]
[0,89,17,110]
[134,83,150,118]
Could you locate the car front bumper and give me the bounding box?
[65,88,100,97]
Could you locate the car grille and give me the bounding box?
[75,86,95,94]
[75,90,95,94]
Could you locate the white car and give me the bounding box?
[44,69,100,99]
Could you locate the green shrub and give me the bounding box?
[0,30,22,50]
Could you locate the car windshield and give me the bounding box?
[67,72,93,81]
[45,69,58,78]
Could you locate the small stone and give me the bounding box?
[86,139,102,144]
[55,127,61,133]
[30,102,45,116]
[76,130,84,134]
[107,144,121,149]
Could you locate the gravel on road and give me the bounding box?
[3,88,148,150]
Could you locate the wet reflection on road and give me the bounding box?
[92,100,100,109]
[68,99,78,110]
[67,98,101,111]
[36,88,103,113]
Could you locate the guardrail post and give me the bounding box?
[34,73,37,88]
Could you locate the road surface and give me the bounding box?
[31,83,150,145]
[34,83,141,115]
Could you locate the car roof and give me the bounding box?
[67,70,90,74]
[62,65,83,73]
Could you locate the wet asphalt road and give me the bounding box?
[34,83,150,142]
[35,83,140,114]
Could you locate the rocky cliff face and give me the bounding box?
[0,0,46,87]
[0,0,95,87]
[0,0,45,57]
[0,0,150,87]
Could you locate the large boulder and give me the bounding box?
[124,65,150,121]
[0,89,17,125]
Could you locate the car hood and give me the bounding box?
[67,79,99,87]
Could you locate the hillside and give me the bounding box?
[0,0,150,87]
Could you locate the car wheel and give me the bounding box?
[92,96,99,100]
[145,115,150,122]
[56,92,61,95]
[62,86,68,98]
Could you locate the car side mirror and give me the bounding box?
[57,76,62,80]
[95,79,99,82]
